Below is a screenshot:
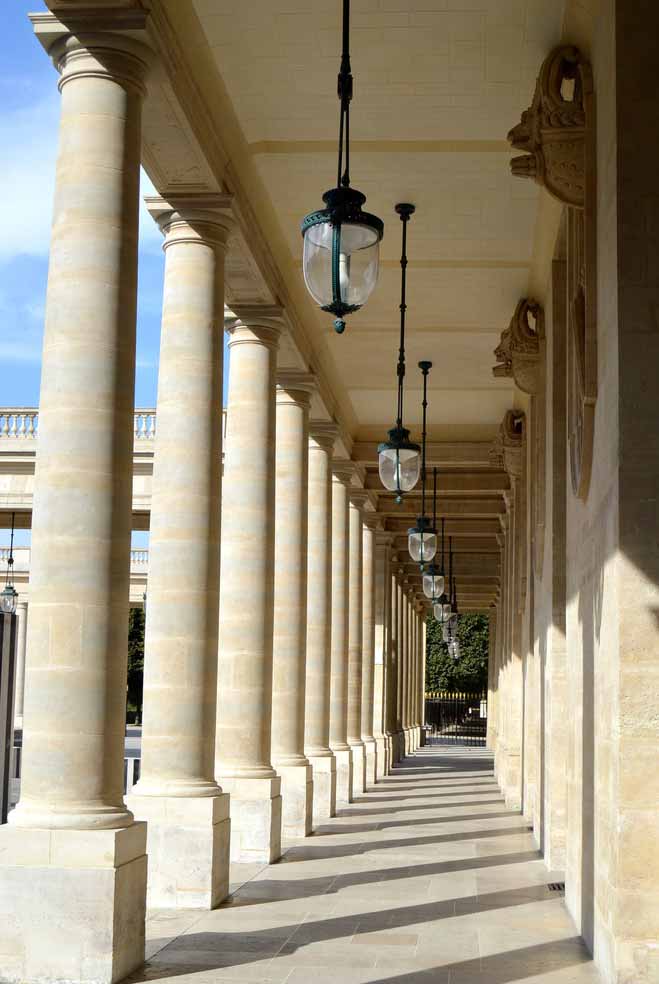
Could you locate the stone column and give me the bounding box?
[409,600,418,751]
[0,19,152,984]
[386,560,399,766]
[329,461,353,805]
[304,422,338,824]
[395,573,406,759]
[486,607,498,751]
[347,491,367,798]
[271,371,315,838]
[372,534,391,778]
[402,587,412,755]
[361,516,378,787]
[420,614,427,746]
[13,601,27,727]
[128,196,232,909]
[216,307,283,863]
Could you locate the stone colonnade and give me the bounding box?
[0,21,427,984]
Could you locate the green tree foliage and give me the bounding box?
[127,606,145,722]
[425,612,489,693]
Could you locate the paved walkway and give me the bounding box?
[133,745,601,984]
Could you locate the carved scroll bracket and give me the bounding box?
[493,298,544,395]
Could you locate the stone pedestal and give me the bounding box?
[364,739,377,788]
[334,748,353,807]
[126,793,230,908]
[0,824,147,984]
[308,753,336,825]
[221,776,282,864]
[276,764,313,839]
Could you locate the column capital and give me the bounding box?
[309,419,339,453]
[276,370,316,408]
[332,459,357,485]
[349,489,371,512]
[362,513,383,532]
[145,194,234,250]
[31,12,154,95]
[376,531,395,547]
[226,306,284,350]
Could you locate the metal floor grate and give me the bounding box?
[548,882,566,892]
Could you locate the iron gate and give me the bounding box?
[424,691,487,746]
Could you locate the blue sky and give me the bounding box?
[1,2,229,408]
[2,5,229,546]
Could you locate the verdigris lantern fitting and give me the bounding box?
[301,0,383,334]
[378,204,421,501]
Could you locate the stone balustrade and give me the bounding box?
[0,408,228,445]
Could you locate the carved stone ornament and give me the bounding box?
[490,410,524,480]
[508,44,597,501]
[508,46,587,208]
[493,299,544,395]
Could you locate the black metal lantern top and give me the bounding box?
[301,0,384,334]
[378,204,421,501]
[0,511,18,617]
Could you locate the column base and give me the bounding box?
[307,753,336,824]
[274,763,313,839]
[419,727,427,747]
[0,823,147,984]
[349,742,365,798]
[374,735,386,780]
[395,730,406,762]
[403,728,412,756]
[364,737,377,787]
[220,776,282,863]
[127,792,230,909]
[332,747,353,806]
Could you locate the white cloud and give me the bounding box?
[0,93,59,262]
[1,90,163,264]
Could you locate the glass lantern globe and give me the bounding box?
[302,188,384,334]
[408,517,437,566]
[449,613,458,632]
[435,592,451,622]
[0,583,18,616]
[433,603,442,621]
[423,569,445,601]
[378,427,421,500]
[443,624,451,643]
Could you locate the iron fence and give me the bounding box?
[424,691,487,746]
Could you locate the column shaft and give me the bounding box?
[361,520,377,786]
[347,496,366,798]
[13,602,27,725]
[1,23,152,984]
[271,373,314,838]
[128,197,232,908]
[329,464,352,804]
[216,310,282,863]
[304,423,338,823]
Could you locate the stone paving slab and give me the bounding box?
[126,746,603,984]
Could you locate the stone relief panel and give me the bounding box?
[507,45,596,501]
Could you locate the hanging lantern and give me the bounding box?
[408,361,437,567]
[424,509,446,601]
[301,0,383,334]
[1,512,18,616]
[378,204,421,501]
